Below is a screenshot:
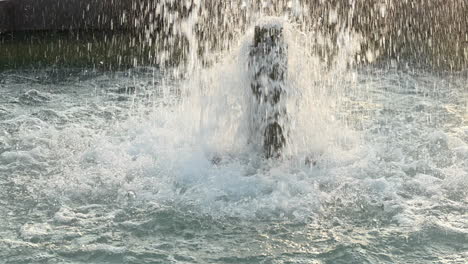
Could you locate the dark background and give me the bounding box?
[0,0,467,70]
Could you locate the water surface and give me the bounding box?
[0,65,467,263]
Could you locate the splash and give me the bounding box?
[2,1,465,224]
[17,9,368,221]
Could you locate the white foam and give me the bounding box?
[1,22,465,228]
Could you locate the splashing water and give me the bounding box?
[0,1,467,263]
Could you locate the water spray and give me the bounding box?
[248,20,288,158]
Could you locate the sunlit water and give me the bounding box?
[1,60,466,263]
[1,6,468,263]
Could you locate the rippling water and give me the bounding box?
[0,63,466,263]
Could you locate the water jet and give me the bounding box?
[249,20,288,158]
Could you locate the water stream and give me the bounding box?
[1,1,467,263]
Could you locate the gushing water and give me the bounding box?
[0,1,467,263]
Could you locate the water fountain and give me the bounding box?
[0,1,467,263]
[1,1,466,69]
[249,21,288,158]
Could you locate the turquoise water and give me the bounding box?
[0,64,466,263]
